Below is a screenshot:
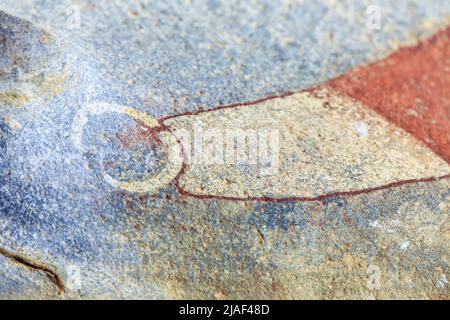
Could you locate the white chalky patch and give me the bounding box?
[355,121,369,137]
[369,220,381,228]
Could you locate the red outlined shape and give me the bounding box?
[157,92,450,202]
[143,27,450,202]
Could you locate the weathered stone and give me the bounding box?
[0,2,449,299]
[0,11,72,107]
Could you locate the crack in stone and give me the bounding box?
[0,246,65,294]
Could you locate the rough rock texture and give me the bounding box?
[0,10,73,107]
[0,1,449,299]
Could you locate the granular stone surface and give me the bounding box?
[0,1,449,299]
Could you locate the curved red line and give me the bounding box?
[160,88,324,122]
[157,87,450,202]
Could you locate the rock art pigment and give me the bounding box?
[0,1,449,299]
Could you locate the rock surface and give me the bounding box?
[0,1,449,299]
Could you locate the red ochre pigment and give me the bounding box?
[329,27,450,163]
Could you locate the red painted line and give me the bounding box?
[328,27,450,163]
[174,171,450,203]
[160,90,301,122]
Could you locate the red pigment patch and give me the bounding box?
[328,27,450,163]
